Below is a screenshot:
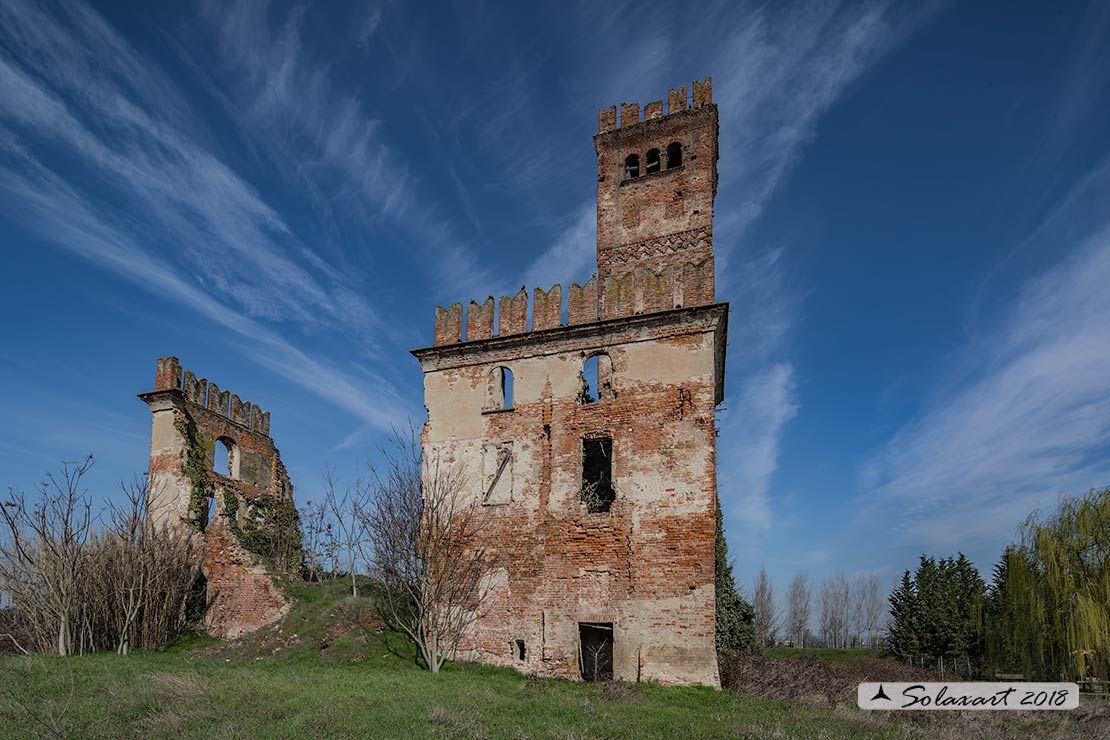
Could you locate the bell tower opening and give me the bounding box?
[593,77,718,305]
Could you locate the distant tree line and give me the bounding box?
[744,568,884,650]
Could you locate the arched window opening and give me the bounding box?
[624,154,639,179]
[578,352,614,404]
[645,148,661,174]
[486,366,514,411]
[666,142,682,169]
[214,437,235,478]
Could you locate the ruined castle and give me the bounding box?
[411,78,726,686]
[139,357,293,638]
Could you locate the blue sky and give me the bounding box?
[2,0,1110,606]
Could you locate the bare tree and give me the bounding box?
[361,428,490,673]
[819,574,852,649]
[0,459,197,656]
[0,457,94,655]
[819,578,834,647]
[786,573,811,648]
[858,573,883,648]
[299,497,331,582]
[752,567,778,648]
[322,468,369,598]
[851,574,866,648]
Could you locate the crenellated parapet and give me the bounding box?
[430,257,715,346]
[151,356,271,436]
[598,77,712,133]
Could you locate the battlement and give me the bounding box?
[598,77,712,134]
[431,257,714,346]
[151,357,271,436]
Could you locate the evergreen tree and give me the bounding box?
[714,498,754,655]
[888,569,918,657]
[888,553,986,660]
[953,552,985,657]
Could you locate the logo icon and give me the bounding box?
[870,684,891,702]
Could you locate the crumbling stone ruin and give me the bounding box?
[139,357,293,639]
[411,78,726,686]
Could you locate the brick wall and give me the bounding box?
[415,307,727,686]
[416,77,727,687]
[139,357,292,640]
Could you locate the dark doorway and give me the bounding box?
[579,622,613,681]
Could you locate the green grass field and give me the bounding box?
[0,581,1102,739]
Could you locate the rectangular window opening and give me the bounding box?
[578,622,613,682]
[581,437,614,513]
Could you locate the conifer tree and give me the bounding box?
[888,570,918,658]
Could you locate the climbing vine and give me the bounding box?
[223,488,302,574]
[176,416,209,530]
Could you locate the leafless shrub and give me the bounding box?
[361,426,490,672]
[720,653,932,706]
[597,680,642,703]
[0,457,94,655]
[0,458,199,655]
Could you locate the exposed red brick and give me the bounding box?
[139,361,292,640]
[412,78,727,688]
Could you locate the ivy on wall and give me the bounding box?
[175,415,209,530]
[223,488,303,574]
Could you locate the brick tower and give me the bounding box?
[139,357,293,638]
[411,77,726,686]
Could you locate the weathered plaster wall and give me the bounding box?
[140,356,291,639]
[416,307,726,687]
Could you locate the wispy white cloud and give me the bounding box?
[860,155,1110,555]
[521,203,597,289]
[355,4,384,49]
[196,0,497,301]
[199,0,411,221]
[0,2,378,334]
[0,138,410,431]
[709,1,943,269]
[719,363,799,530]
[0,0,408,430]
